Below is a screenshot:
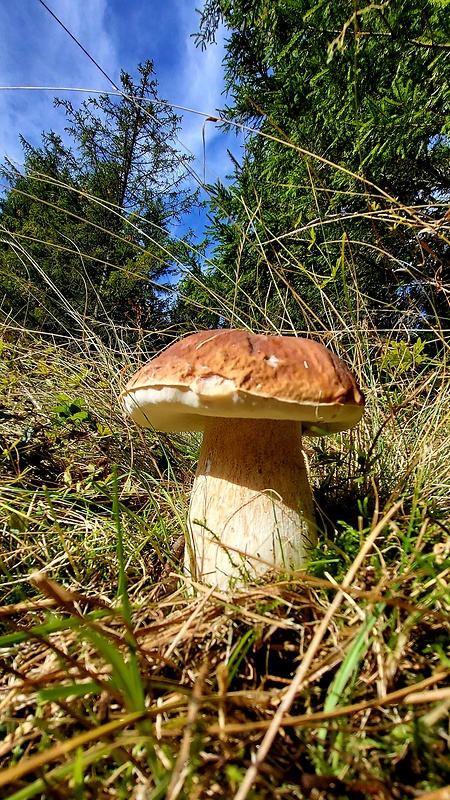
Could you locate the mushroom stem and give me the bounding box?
[186,417,317,589]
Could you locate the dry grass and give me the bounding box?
[1,316,450,799]
[1,560,450,799]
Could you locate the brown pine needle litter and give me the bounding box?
[1,556,450,799]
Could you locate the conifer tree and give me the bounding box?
[185,1,450,331]
[0,61,198,342]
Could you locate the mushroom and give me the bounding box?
[120,329,364,589]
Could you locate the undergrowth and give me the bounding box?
[1,309,449,800]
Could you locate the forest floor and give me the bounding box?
[1,321,450,800]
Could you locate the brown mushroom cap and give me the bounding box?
[120,329,364,434]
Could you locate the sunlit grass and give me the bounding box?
[1,88,450,799]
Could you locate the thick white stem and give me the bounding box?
[186,417,316,589]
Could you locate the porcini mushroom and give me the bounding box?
[120,329,364,589]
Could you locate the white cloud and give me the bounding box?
[0,0,118,166]
[0,0,240,221]
[156,9,243,193]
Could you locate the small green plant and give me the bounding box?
[380,338,427,377]
[52,394,90,426]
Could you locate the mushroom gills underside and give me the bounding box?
[122,384,363,434]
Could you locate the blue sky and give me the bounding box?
[0,0,242,239]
